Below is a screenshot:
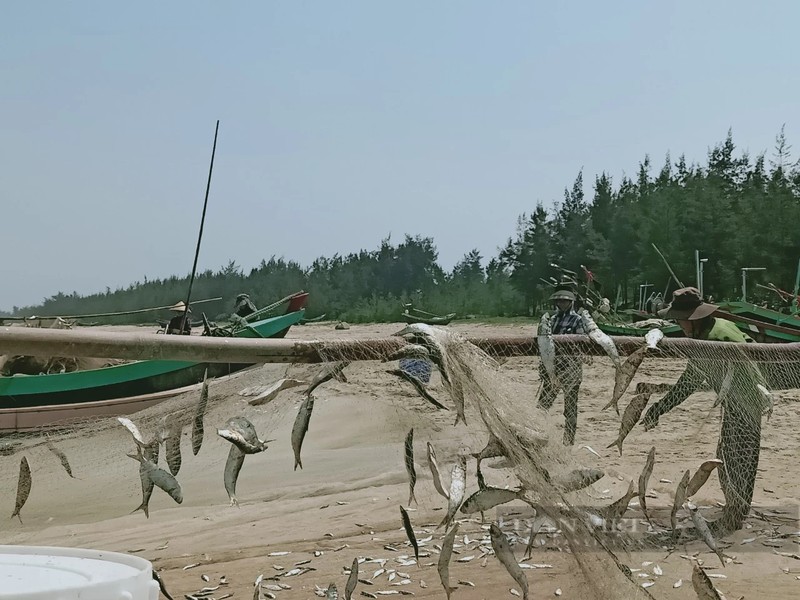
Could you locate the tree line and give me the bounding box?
[7,129,800,324]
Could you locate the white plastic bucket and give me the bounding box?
[0,545,160,600]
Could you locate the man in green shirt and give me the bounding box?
[642,287,768,534]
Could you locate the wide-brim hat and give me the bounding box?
[168,301,192,313]
[235,293,250,301]
[658,287,717,321]
[550,289,576,302]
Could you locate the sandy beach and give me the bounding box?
[1,321,799,599]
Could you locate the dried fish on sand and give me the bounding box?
[11,456,32,523]
[292,394,315,470]
[489,523,529,600]
[404,428,417,505]
[607,393,652,455]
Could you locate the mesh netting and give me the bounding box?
[0,320,798,599]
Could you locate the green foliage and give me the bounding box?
[11,129,800,322]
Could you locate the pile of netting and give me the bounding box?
[0,319,798,599]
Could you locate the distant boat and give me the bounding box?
[400,306,456,326]
[0,292,309,432]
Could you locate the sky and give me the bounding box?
[1,1,798,311]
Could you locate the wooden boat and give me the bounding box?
[400,307,456,326]
[0,295,308,432]
[299,313,327,325]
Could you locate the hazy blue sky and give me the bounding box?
[2,1,797,311]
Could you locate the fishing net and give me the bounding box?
[0,321,798,599]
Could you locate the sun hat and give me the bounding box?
[549,287,576,302]
[658,287,717,321]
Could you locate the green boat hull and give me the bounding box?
[0,310,304,409]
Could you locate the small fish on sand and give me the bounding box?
[638,447,656,523]
[691,563,723,599]
[304,361,349,397]
[489,523,529,600]
[191,368,209,456]
[439,455,467,529]
[223,445,245,507]
[404,429,417,505]
[427,442,450,500]
[248,378,308,406]
[604,345,647,414]
[399,506,419,563]
[127,448,183,505]
[292,394,315,470]
[670,470,691,534]
[554,468,605,492]
[11,456,32,523]
[685,459,724,498]
[345,557,359,600]
[437,523,459,600]
[607,393,652,455]
[46,438,75,478]
[326,582,339,599]
[687,502,725,567]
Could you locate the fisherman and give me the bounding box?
[642,287,767,533]
[233,293,257,319]
[166,301,192,335]
[537,284,586,445]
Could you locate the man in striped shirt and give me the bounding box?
[537,286,586,445]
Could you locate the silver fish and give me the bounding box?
[450,376,466,426]
[645,328,664,350]
[304,361,349,397]
[604,345,647,414]
[386,368,449,411]
[460,487,520,514]
[440,455,466,529]
[46,438,75,478]
[427,442,450,500]
[132,440,160,518]
[224,445,246,507]
[11,456,32,523]
[117,416,147,448]
[537,313,558,386]
[437,523,459,600]
[688,502,725,567]
[128,449,183,505]
[383,344,431,362]
[638,446,656,523]
[757,383,774,420]
[601,480,638,522]
[489,523,529,600]
[579,308,621,369]
[555,467,605,492]
[399,505,419,563]
[326,583,339,599]
[217,428,271,454]
[344,557,358,600]
[670,469,691,534]
[691,563,723,600]
[191,368,209,455]
[607,392,651,455]
[247,378,307,406]
[292,394,315,470]
[685,459,723,498]
[404,429,417,505]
